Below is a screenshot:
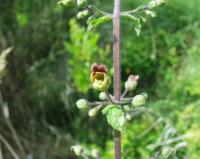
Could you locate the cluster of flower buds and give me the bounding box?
[148,0,166,9]
[74,63,148,132]
[58,0,89,19]
[58,0,87,7]
[125,75,139,91]
[90,63,110,92]
[124,74,147,107]
[71,145,99,158]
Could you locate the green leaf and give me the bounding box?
[102,105,124,131]
[134,19,142,37]
[121,13,141,37]
[16,13,28,27]
[87,15,111,31]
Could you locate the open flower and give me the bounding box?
[90,63,110,91]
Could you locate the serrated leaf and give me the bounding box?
[102,105,124,131]
[102,104,116,114]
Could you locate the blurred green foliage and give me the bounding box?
[0,0,200,158]
[65,19,110,92]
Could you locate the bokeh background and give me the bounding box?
[0,0,200,158]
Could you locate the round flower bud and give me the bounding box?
[125,75,139,91]
[99,92,107,100]
[77,10,89,19]
[77,0,87,8]
[76,99,88,109]
[131,94,147,107]
[71,145,83,156]
[88,105,101,117]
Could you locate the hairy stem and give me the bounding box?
[113,0,121,158]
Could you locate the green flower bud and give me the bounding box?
[58,0,73,6]
[88,105,101,117]
[76,99,88,109]
[131,94,147,107]
[99,92,107,100]
[77,0,87,8]
[125,75,139,91]
[71,145,83,156]
[77,10,89,19]
[148,0,166,9]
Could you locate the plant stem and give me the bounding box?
[113,0,121,158]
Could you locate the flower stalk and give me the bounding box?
[113,0,121,158]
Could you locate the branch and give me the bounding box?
[0,143,3,159]
[121,5,147,15]
[88,100,131,107]
[0,133,20,159]
[0,92,26,158]
[86,5,112,17]
[137,117,163,139]
[121,89,128,99]
[106,92,114,103]
[0,101,26,158]
[147,134,192,149]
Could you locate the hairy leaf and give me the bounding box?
[102,105,124,131]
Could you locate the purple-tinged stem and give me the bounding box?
[113,0,121,158]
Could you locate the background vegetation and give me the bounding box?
[0,0,200,158]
